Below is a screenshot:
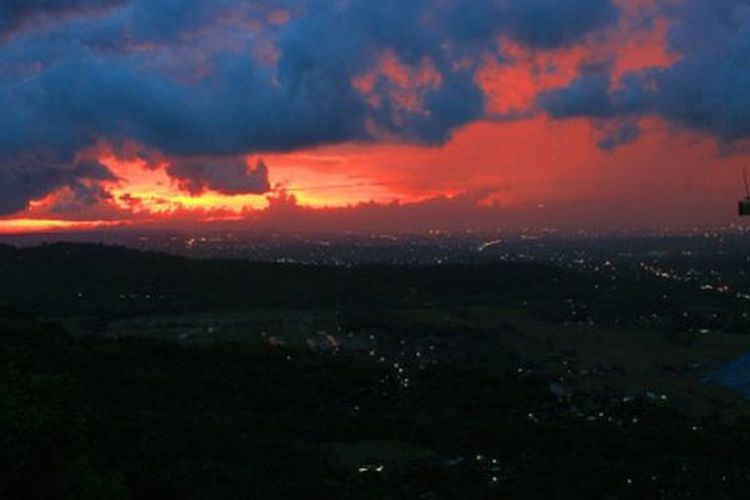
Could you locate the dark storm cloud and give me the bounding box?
[0,157,115,215]
[0,0,123,37]
[48,181,113,214]
[167,157,271,196]
[597,122,641,151]
[502,0,619,49]
[539,72,616,119]
[0,0,620,214]
[538,0,750,147]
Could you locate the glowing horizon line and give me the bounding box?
[0,218,127,235]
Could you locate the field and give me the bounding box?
[66,301,750,416]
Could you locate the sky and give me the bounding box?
[2,0,750,235]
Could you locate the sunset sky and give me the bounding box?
[2,0,750,234]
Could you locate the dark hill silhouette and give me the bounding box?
[0,243,583,318]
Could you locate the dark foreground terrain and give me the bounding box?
[3,243,750,499]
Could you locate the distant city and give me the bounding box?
[3,226,750,265]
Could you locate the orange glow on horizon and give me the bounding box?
[3,113,748,234]
[0,218,125,234]
[101,155,269,214]
[97,152,406,215]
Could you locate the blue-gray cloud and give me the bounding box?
[168,157,270,195]
[0,0,620,215]
[0,0,124,40]
[538,0,750,149]
[597,122,641,151]
[539,72,616,119]
[0,158,115,215]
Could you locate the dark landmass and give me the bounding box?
[3,242,750,499]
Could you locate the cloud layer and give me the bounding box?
[0,0,621,214]
[6,0,750,225]
[168,157,270,195]
[538,0,750,145]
